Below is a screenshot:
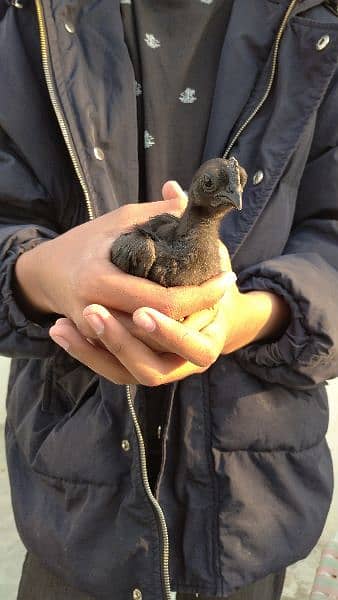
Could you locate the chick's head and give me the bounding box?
[189,157,247,215]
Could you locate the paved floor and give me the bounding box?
[0,426,25,600]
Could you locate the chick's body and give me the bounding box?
[111,158,247,287]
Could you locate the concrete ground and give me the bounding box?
[0,429,25,600]
[0,359,337,600]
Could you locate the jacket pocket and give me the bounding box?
[41,348,98,416]
[208,355,329,452]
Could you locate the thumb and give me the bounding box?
[162,180,188,211]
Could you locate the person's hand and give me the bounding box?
[14,182,230,340]
[47,271,235,385]
[49,276,290,386]
[102,240,232,354]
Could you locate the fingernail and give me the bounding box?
[83,304,111,319]
[168,181,187,199]
[133,310,156,333]
[85,313,105,335]
[50,334,69,351]
[168,180,180,191]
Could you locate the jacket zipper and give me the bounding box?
[126,384,172,600]
[33,3,170,597]
[154,385,176,502]
[223,0,299,158]
[34,0,95,221]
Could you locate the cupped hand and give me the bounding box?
[48,271,239,385]
[15,181,230,340]
[49,274,290,386]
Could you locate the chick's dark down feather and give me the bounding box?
[111,157,247,287]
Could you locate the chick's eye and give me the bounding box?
[202,174,215,192]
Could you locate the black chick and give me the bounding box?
[111,157,247,287]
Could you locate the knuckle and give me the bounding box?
[90,267,109,297]
[76,267,95,303]
[208,347,219,365]
[101,357,128,385]
[197,364,209,375]
[117,205,133,225]
[181,330,191,344]
[197,355,212,369]
[109,341,123,355]
[199,344,218,368]
[76,319,96,340]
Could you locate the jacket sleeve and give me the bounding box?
[0,128,60,359]
[234,73,338,390]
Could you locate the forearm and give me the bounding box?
[222,290,291,355]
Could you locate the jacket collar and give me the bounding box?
[203,0,325,161]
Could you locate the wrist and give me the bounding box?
[14,243,56,317]
[222,289,290,355]
[245,290,290,343]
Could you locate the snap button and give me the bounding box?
[133,589,142,600]
[316,35,330,51]
[9,0,23,7]
[121,439,130,452]
[93,146,105,161]
[64,22,75,33]
[157,425,162,439]
[253,170,264,185]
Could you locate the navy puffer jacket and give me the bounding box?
[1,0,338,598]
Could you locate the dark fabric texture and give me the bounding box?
[121,0,234,489]
[17,554,95,600]
[142,384,171,494]
[121,0,234,201]
[17,553,285,600]
[1,0,338,599]
[177,570,285,600]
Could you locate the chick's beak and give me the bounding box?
[227,186,243,211]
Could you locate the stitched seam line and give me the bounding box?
[7,419,123,488]
[202,373,222,594]
[212,437,326,454]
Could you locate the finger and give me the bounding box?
[111,310,169,353]
[113,307,218,352]
[183,306,218,330]
[49,318,138,385]
[199,299,229,344]
[121,197,187,226]
[83,305,205,386]
[153,271,238,319]
[161,180,188,204]
[97,270,234,321]
[132,306,225,368]
[95,197,188,237]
